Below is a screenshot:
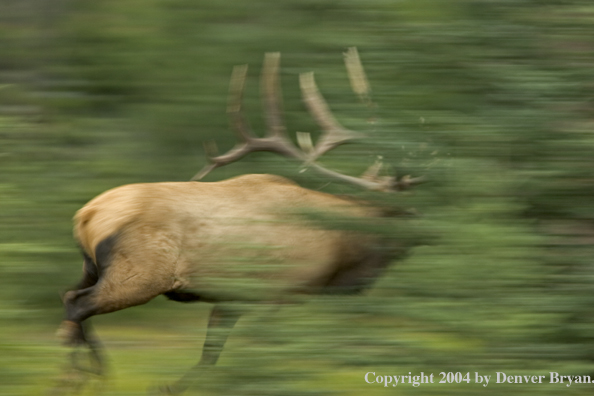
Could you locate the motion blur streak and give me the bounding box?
[1,1,594,395]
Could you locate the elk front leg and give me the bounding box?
[157,304,241,395]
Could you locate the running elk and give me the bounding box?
[57,48,424,395]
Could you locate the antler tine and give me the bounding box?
[361,156,384,182]
[395,175,427,190]
[343,47,371,104]
[261,52,287,139]
[359,157,427,191]
[227,64,254,142]
[299,72,365,163]
[191,64,257,181]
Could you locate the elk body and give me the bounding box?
[57,49,423,395]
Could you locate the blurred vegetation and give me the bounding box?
[2,0,594,394]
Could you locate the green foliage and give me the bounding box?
[1,0,594,395]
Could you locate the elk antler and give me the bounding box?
[298,71,365,164]
[192,49,425,192]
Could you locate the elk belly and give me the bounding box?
[177,218,346,302]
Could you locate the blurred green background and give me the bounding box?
[2,0,594,394]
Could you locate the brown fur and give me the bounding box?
[72,174,380,311]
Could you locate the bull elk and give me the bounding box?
[56,48,424,395]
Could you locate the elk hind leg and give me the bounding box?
[57,253,105,374]
[58,238,113,349]
[60,250,172,375]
